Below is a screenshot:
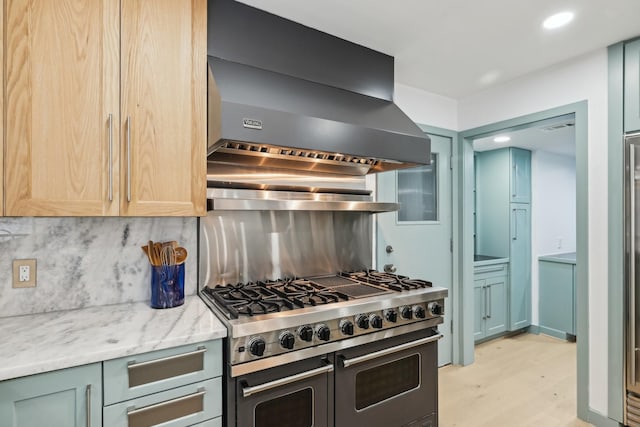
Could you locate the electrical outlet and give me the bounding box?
[13,259,37,288]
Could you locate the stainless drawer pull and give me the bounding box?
[126,115,131,202]
[341,334,443,368]
[128,346,207,370]
[107,113,113,202]
[127,346,207,387]
[475,266,505,274]
[242,364,334,398]
[127,388,205,427]
[86,384,92,427]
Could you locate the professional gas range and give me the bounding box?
[200,270,446,374]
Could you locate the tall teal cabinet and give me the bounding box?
[510,203,531,329]
[475,147,532,332]
[0,364,102,427]
[625,38,640,132]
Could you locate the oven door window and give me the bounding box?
[254,387,313,427]
[355,354,420,410]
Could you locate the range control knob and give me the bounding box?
[279,332,295,350]
[413,305,426,319]
[400,306,413,320]
[299,325,314,342]
[249,338,266,357]
[385,309,398,323]
[340,319,354,336]
[427,302,443,316]
[316,325,331,341]
[356,314,370,329]
[370,314,383,329]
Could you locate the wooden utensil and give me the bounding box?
[175,247,188,264]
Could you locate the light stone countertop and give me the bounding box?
[538,252,577,265]
[0,296,226,381]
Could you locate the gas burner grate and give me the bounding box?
[262,278,349,307]
[340,270,432,291]
[203,283,294,318]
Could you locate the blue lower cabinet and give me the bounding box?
[103,377,222,427]
[0,363,102,427]
[473,263,508,342]
[473,280,486,341]
[539,258,576,339]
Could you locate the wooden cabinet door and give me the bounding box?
[120,0,206,216]
[625,39,640,133]
[0,364,102,427]
[4,0,120,216]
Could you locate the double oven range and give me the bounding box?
[199,188,448,427]
[202,3,445,423]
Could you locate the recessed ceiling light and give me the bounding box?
[494,136,511,143]
[543,11,574,30]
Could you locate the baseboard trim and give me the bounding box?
[587,409,622,427]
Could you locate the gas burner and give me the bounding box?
[340,270,432,291]
[203,283,294,318]
[263,279,349,307]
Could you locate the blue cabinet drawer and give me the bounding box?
[103,377,222,427]
[473,263,508,280]
[104,340,222,405]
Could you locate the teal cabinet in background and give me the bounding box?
[510,148,532,203]
[539,254,577,340]
[509,203,532,330]
[625,38,640,133]
[475,147,532,333]
[0,363,102,427]
[473,262,508,342]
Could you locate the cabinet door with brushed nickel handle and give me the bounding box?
[120,0,206,216]
[3,0,205,217]
[4,0,120,216]
[0,363,102,427]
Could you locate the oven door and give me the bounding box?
[235,356,334,427]
[334,328,441,427]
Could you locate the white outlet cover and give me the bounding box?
[19,266,30,282]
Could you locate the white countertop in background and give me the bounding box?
[0,296,226,381]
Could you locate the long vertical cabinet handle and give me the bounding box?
[487,285,492,318]
[483,286,487,320]
[631,143,637,386]
[85,384,92,427]
[108,114,113,201]
[512,164,518,198]
[512,209,518,240]
[127,116,132,202]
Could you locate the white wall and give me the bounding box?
[394,83,458,130]
[531,150,577,325]
[458,49,609,415]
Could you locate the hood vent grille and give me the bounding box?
[209,140,401,176]
[540,122,575,132]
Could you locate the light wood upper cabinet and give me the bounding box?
[3,0,206,216]
[5,0,120,216]
[120,0,206,216]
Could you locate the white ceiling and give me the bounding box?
[237,0,640,99]
[473,116,576,157]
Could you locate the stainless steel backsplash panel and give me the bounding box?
[199,210,371,287]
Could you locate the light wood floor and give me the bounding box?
[438,333,593,427]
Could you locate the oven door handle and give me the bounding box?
[241,363,334,398]
[340,334,443,368]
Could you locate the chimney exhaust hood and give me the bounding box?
[207,0,431,178]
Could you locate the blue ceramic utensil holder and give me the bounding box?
[150,264,185,309]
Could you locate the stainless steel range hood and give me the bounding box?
[207,0,431,179]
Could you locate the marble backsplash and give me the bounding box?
[0,217,198,318]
